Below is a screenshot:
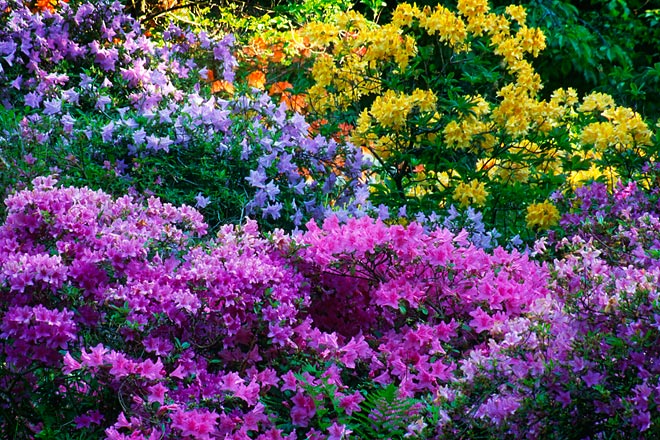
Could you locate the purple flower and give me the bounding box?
[95,95,112,110]
[262,202,283,220]
[43,98,62,115]
[194,192,210,208]
[246,169,266,188]
[581,370,604,388]
[101,121,114,143]
[24,91,42,108]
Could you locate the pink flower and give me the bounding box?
[106,351,135,378]
[290,391,316,427]
[80,343,108,369]
[468,307,494,333]
[327,422,351,440]
[136,358,164,380]
[280,371,298,392]
[171,408,219,439]
[339,391,364,415]
[62,351,82,374]
[147,383,168,404]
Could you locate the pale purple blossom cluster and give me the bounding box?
[0,0,371,228]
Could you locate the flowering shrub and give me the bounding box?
[0,0,370,232]
[0,176,371,438]
[412,180,660,438]
[0,176,559,438]
[296,214,550,398]
[235,1,659,239]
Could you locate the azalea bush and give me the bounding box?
[0,0,370,232]
[0,176,549,438]
[425,179,660,438]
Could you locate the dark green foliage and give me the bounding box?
[517,0,660,119]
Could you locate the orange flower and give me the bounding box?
[243,37,268,58]
[269,81,293,96]
[211,80,234,95]
[353,46,368,58]
[200,68,215,82]
[246,70,266,89]
[33,0,58,12]
[269,43,285,63]
[281,92,307,113]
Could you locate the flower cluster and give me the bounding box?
[0,177,367,438]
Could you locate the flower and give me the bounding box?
[194,192,210,209]
[171,408,219,439]
[327,422,352,440]
[525,200,560,230]
[452,179,489,207]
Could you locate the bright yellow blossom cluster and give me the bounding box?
[369,89,437,130]
[566,150,620,190]
[579,103,652,152]
[418,5,468,50]
[526,201,560,230]
[453,179,489,207]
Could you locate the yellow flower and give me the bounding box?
[443,120,472,149]
[411,88,438,112]
[526,201,559,230]
[392,3,421,28]
[550,88,579,107]
[311,54,335,88]
[505,5,527,24]
[420,5,468,49]
[453,179,489,207]
[369,89,414,130]
[467,94,491,116]
[457,0,489,18]
[302,22,340,47]
[578,92,616,113]
[515,26,546,57]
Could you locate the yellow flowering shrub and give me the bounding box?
[231,0,659,237]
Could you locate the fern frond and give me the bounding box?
[349,384,422,439]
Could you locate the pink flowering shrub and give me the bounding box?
[295,215,550,397]
[3,176,660,437]
[0,176,296,437]
[0,176,556,438]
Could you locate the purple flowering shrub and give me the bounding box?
[414,180,660,438]
[295,214,550,399]
[0,0,370,231]
[0,176,564,438]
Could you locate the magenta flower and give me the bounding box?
[327,422,352,440]
[290,391,316,427]
[171,408,219,440]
